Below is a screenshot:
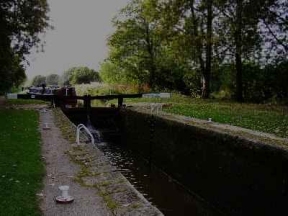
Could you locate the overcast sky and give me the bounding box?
[26,0,129,79]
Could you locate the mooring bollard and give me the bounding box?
[43,123,51,130]
[55,185,74,204]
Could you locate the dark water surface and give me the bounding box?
[68,113,222,216]
[95,139,222,216]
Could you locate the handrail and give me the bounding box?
[76,124,95,146]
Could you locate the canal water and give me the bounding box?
[69,114,223,216]
[95,140,222,216]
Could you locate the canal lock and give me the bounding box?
[63,108,222,216]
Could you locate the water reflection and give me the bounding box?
[80,117,222,215]
[95,140,222,216]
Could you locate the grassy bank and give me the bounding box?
[0,108,43,215]
[6,99,47,105]
[122,94,288,138]
[74,83,288,137]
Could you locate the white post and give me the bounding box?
[59,185,70,198]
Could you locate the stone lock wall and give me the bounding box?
[120,109,288,216]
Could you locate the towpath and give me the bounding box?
[39,107,163,216]
[0,97,106,215]
[1,97,162,215]
[39,109,113,216]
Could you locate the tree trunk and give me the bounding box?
[144,21,156,90]
[189,0,206,96]
[235,49,243,102]
[202,0,213,99]
[235,0,244,102]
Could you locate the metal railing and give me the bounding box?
[76,124,95,146]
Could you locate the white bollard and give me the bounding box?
[59,185,69,198]
[43,123,50,130]
[55,185,74,204]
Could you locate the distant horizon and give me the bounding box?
[25,0,129,80]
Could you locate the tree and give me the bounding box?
[104,0,222,95]
[46,74,60,86]
[31,75,46,86]
[0,54,26,93]
[67,67,101,85]
[60,69,74,86]
[204,0,213,98]
[99,61,128,84]
[108,0,163,90]
[259,0,288,62]
[0,0,50,93]
[158,0,218,98]
[103,0,288,101]
[216,0,285,101]
[234,0,245,102]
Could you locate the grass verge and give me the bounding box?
[6,99,47,105]
[0,109,44,215]
[123,94,288,138]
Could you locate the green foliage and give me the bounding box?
[101,0,288,103]
[45,74,60,86]
[0,109,44,215]
[261,59,288,103]
[0,0,50,93]
[75,83,143,96]
[211,60,288,103]
[242,63,267,102]
[31,75,46,86]
[6,99,47,105]
[165,102,288,138]
[75,83,109,96]
[60,69,74,86]
[211,64,235,97]
[126,94,288,138]
[0,55,26,94]
[107,0,166,89]
[99,61,128,84]
[64,67,101,85]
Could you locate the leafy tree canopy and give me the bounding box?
[101,0,288,102]
[31,75,46,86]
[46,74,60,86]
[0,0,50,93]
[60,69,74,86]
[65,67,101,85]
[99,61,128,84]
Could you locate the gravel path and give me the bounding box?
[39,109,113,216]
